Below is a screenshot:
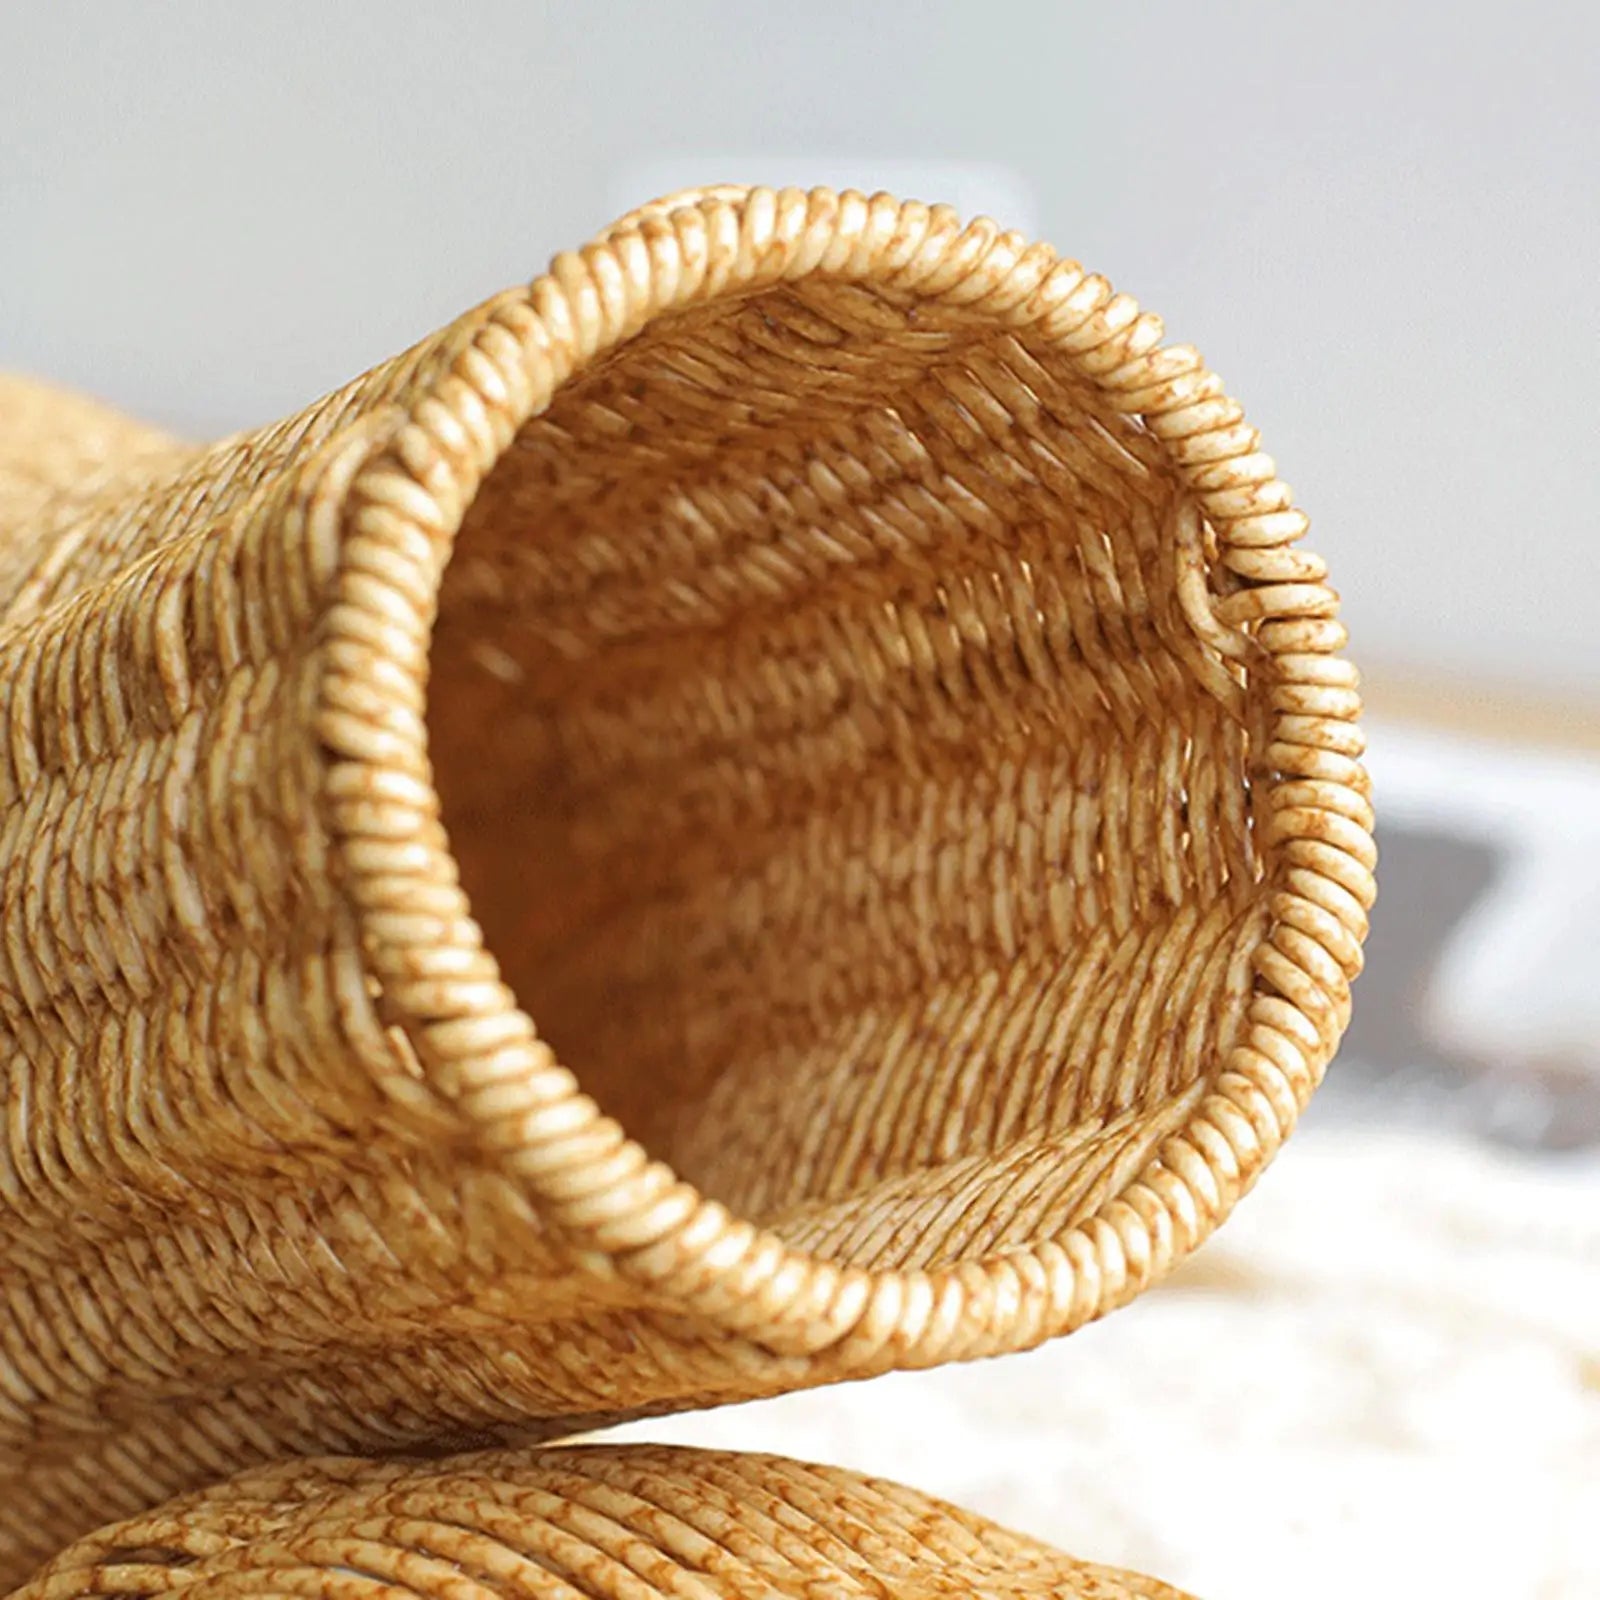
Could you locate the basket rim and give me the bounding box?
[314,184,1376,1372]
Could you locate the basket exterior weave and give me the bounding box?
[0,186,1373,1581]
[7,1445,1196,1600]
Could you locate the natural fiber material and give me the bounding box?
[7,1445,1194,1600]
[0,185,1373,1580]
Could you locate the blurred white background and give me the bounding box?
[4,0,1597,694]
[4,4,1598,1596]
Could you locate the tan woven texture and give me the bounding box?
[0,186,1373,1580]
[8,1445,1194,1600]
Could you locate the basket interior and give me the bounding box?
[427,280,1266,1272]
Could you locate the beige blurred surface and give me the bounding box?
[609,1129,1600,1599]
[1363,667,1600,756]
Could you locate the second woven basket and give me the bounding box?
[10,1444,1197,1600]
[0,184,1373,1583]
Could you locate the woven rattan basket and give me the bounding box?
[0,185,1373,1584]
[11,1445,1195,1600]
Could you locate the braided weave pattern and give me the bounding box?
[0,187,1373,1580]
[10,1445,1194,1600]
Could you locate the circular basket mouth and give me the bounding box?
[318,185,1374,1372]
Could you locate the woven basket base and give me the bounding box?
[7,1444,1195,1600]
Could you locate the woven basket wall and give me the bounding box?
[0,185,1374,1584]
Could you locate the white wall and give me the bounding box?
[4,0,1596,693]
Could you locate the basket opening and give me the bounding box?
[426,279,1266,1272]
